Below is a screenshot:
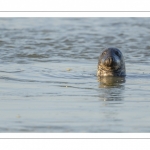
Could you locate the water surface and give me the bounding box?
[0,18,150,132]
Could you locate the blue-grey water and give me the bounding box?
[0,18,150,132]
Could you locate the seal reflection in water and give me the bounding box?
[98,76,125,88]
[97,48,126,77]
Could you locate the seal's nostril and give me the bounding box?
[105,57,113,66]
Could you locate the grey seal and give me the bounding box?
[97,48,126,77]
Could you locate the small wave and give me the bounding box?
[16,53,49,59]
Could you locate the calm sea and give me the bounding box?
[0,18,150,132]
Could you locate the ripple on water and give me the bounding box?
[0,18,150,132]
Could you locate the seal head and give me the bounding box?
[97,48,126,77]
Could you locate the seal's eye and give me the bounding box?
[102,51,107,55]
[115,51,120,56]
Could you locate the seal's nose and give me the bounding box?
[104,57,113,66]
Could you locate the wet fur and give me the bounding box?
[97,48,126,77]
